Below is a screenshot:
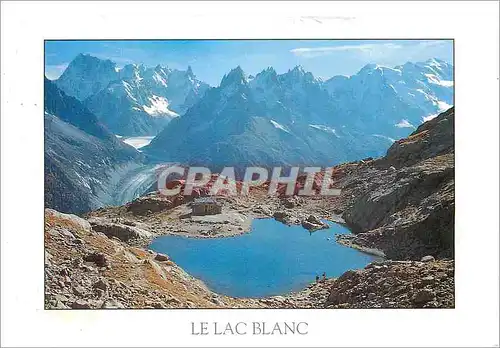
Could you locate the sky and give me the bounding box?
[45,40,453,86]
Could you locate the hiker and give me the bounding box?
[315,275,320,283]
[322,272,326,281]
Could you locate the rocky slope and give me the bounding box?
[44,78,143,214]
[44,209,264,309]
[340,107,454,260]
[45,205,453,309]
[324,258,454,308]
[45,108,454,309]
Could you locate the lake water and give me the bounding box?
[149,219,380,298]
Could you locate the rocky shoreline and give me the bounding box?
[45,108,455,309]
[45,205,454,309]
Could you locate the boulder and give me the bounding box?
[301,220,319,230]
[306,215,322,225]
[126,195,173,215]
[72,299,92,309]
[413,289,436,304]
[83,252,108,267]
[89,218,152,242]
[72,285,87,297]
[273,211,288,222]
[53,300,70,309]
[45,208,91,232]
[421,276,435,286]
[421,255,435,262]
[254,205,272,216]
[281,197,297,208]
[93,279,108,291]
[44,251,53,266]
[154,253,170,262]
[301,215,328,231]
[101,299,125,309]
[59,228,76,240]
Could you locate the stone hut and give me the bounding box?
[191,197,222,216]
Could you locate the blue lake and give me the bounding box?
[149,219,380,298]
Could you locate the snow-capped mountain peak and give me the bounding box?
[154,64,167,71]
[55,53,210,136]
[119,64,146,82]
[256,66,277,78]
[55,54,119,101]
[144,59,453,171]
[291,65,306,74]
[282,65,316,84]
[70,53,115,72]
[358,63,380,75]
[220,66,247,88]
[324,58,453,137]
[251,67,278,88]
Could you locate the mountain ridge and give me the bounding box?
[44,78,143,214]
[54,54,210,136]
[144,58,453,169]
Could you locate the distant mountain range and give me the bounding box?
[55,54,209,136]
[144,58,453,169]
[45,54,453,213]
[323,59,453,138]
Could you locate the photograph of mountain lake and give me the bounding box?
[44,39,455,309]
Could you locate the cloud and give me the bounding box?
[290,43,403,58]
[290,40,449,59]
[44,63,69,80]
[416,40,448,48]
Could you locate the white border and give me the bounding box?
[1,1,499,347]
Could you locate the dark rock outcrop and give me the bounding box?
[342,108,454,260]
[154,253,170,262]
[83,252,108,267]
[125,194,175,215]
[301,215,329,231]
[88,218,152,242]
[326,259,454,308]
[384,107,455,168]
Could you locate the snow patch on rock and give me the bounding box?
[395,119,415,128]
[270,120,291,133]
[309,124,338,137]
[143,95,179,118]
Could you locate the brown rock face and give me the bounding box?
[89,218,152,242]
[44,208,266,310]
[326,259,454,309]
[44,108,456,310]
[154,253,170,262]
[125,194,175,215]
[384,107,454,168]
[301,215,329,231]
[83,252,108,267]
[342,108,454,260]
